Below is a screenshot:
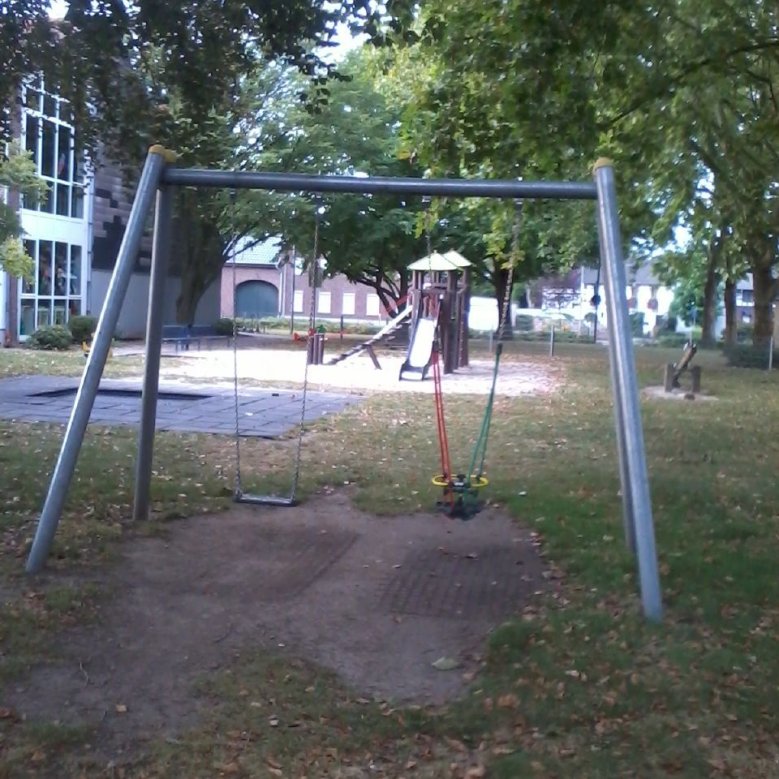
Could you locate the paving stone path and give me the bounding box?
[0,375,359,438]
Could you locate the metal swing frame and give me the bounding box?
[24,146,663,623]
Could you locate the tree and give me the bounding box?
[1,0,410,160]
[236,52,431,313]
[1,1,418,321]
[0,146,48,280]
[384,0,779,344]
[370,1,616,332]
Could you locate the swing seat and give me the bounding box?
[432,474,488,520]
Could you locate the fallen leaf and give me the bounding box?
[432,656,460,671]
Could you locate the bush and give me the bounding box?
[515,314,535,332]
[512,330,592,344]
[629,311,645,337]
[29,325,73,350]
[213,317,235,336]
[655,333,690,349]
[724,344,778,369]
[735,324,753,344]
[67,315,97,344]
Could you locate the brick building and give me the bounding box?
[221,237,392,325]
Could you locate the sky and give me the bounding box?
[49,0,66,18]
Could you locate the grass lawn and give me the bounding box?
[0,342,777,777]
[0,346,144,379]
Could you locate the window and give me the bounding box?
[20,78,86,218]
[19,239,83,336]
[366,294,380,317]
[293,289,304,313]
[342,292,355,316]
[318,291,331,314]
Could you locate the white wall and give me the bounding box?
[89,270,221,339]
[0,272,7,345]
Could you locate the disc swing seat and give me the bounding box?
[430,203,520,520]
[229,202,321,507]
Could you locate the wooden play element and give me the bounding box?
[325,305,412,368]
[664,340,702,393]
[400,251,471,380]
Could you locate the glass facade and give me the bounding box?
[18,78,88,337]
[21,78,86,217]
[19,240,82,336]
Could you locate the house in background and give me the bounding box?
[529,264,674,335]
[533,264,774,340]
[579,264,674,335]
[1,77,219,345]
[220,237,395,325]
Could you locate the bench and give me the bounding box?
[162,324,232,352]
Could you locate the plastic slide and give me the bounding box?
[399,317,437,381]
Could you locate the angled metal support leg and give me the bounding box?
[26,147,172,573]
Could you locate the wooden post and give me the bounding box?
[461,268,471,367]
[446,270,459,371]
[663,364,675,392]
[365,343,382,370]
[690,366,702,393]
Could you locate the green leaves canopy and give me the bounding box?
[0,147,49,280]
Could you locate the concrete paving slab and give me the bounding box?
[0,376,360,439]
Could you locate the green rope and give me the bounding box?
[467,342,503,481]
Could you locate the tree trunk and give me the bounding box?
[700,242,721,348]
[723,277,737,347]
[176,244,224,324]
[172,194,225,324]
[751,259,776,346]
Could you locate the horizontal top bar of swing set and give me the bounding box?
[162,169,598,200]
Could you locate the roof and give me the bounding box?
[230,236,283,266]
[581,261,662,286]
[407,251,472,272]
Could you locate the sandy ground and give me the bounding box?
[7,494,548,761]
[139,339,561,397]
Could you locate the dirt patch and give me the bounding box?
[642,386,718,402]
[5,493,547,759]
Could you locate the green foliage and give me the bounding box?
[28,325,73,351]
[515,314,534,332]
[213,318,235,336]
[724,344,777,370]
[0,146,49,278]
[0,237,34,281]
[67,315,97,344]
[653,333,690,349]
[629,311,645,337]
[1,0,400,161]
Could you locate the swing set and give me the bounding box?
[24,147,663,622]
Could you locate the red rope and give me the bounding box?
[432,341,453,506]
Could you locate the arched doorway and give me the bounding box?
[235,280,278,318]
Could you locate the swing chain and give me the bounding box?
[422,195,434,258]
[496,199,522,345]
[289,202,321,499]
[230,191,244,497]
